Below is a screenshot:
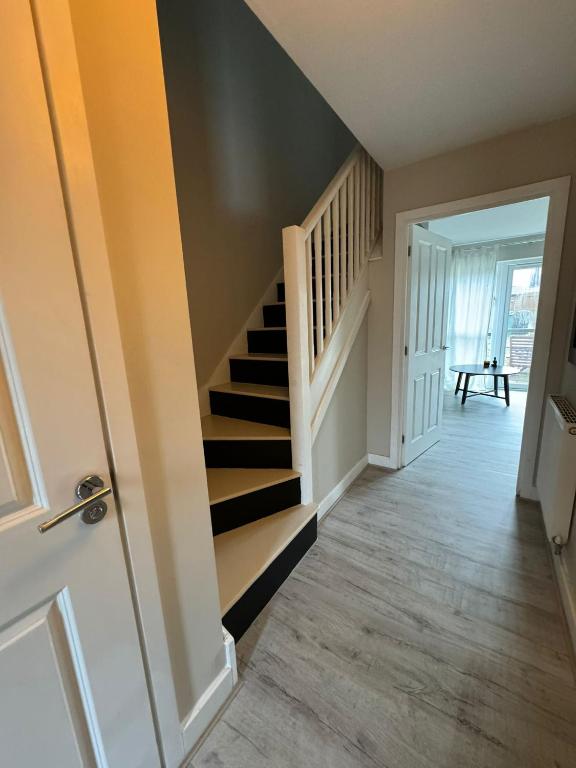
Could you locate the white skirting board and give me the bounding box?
[368,452,396,469]
[180,628,237,754]
[316,455,368,521]
[552,552,576,657]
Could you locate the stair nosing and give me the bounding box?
[201,415,290,441]
[229,353,288,361]
[209,383,289,401]
[207,468,300,505]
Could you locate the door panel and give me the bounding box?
[404,226,452,465]
[0,3,158,766]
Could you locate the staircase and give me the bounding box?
[202,145,382,642]
[202,279,317,641]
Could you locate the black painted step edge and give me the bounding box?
[222,514,317,641]
[210,476,301,536]
[209,390,290,428]
[203,438,292,469]
[229,357,289,387]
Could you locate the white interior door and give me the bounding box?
[403,225,452,465]
[0,4,158,766]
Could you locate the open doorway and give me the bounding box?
[391,178,570,498]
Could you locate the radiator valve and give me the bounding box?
[551,535,564,556]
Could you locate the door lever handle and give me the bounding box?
[441,345,450,350]
[38,476,112,534]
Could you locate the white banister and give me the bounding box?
[282,145,383,497]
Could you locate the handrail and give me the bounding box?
[302,145,363,238]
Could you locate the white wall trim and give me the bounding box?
[180,661,235,754]
[391,177,571,496]
[552,553,576,657]
[367,452,396,469]
[197,267,284,415]
[316,454,368,521]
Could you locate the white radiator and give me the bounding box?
[536,395,576,549]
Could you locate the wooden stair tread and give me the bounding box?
[229,353,288,361]
[214,503,316,615]
[209,382,289,400]
[206,467,299,505]
[201,415,290,441]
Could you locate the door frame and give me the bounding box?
[31,2,182,764]
[390,177,570,499]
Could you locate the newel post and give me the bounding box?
[282,225,313,504]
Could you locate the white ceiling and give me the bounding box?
[245,0,576,169]
[428,198,549,244]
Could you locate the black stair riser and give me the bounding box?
[276,281,319,302]
[230,358,288,387]
[222,514,317,641]
[263,303,325,328]
[263,304,286,327]
[209,391,290,428]
[247,328,287,354]
[203,439,292,469]
[210,477,301,536]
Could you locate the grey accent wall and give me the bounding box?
[313,319,368,504]
[157,0,355,387]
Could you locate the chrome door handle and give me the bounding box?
[38,475,112,534]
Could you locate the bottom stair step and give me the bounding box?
[214,504,317,641]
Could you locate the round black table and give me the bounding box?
[449,364,521,406]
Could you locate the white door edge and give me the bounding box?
[33,4,185,764]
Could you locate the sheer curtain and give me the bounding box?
[444,244,498,390]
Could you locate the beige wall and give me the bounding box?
[156,0,355,388]
[69,0,227,725]
[367,114,576,602]
[368,114,576,457]
[313,319,368,503]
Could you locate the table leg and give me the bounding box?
[461,373,471,404]
[504,375,510,406]
[455,372,462,395]
[494,375,499,397]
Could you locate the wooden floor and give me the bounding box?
[191,392,576,768]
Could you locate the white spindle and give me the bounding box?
[354,162,361,277]
[372,158,377,244]
[306,235,315,376]
[367,155,372,250]
[360,153,366,267]
[323,209,333,340]
[347,170,354,289]
[340,180,347,305]
[332,196,340,324]
[314,221,324,358]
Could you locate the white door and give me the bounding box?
[0,3,159,766]
[403,225,452,465]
